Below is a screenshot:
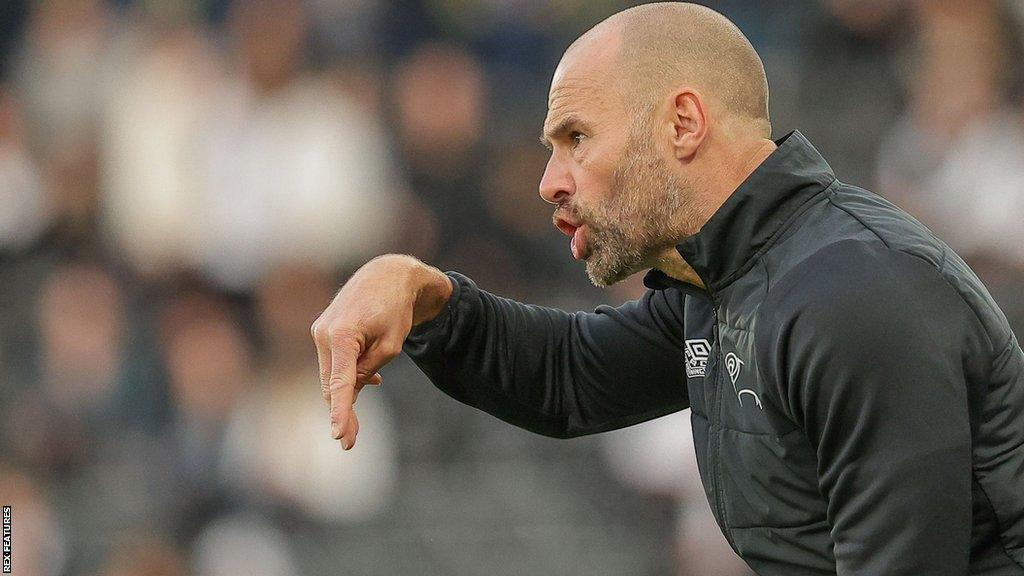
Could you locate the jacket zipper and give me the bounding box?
[673,274,736,549]
[708,302,736,551]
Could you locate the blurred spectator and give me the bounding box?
[776,0,906,181]
[392,42,488,245]
[192,513,299,576]
[0,88,49,252]
[391,41,550,296]
[220,264,397,523]
[158,289,251,531]
[876,0,1024,327]
[306,0,385,58]
[4,261,127,473]
[191,0,399,291]
[12,0,111,240]
[98,2,221,276]
[478,142,593,300]
[98,535,188,576]
[878,0,1023,255]
[0,462,67,576]
[101,0,400,288]
[11,0,111,157]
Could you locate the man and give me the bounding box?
[311,3,1024,574]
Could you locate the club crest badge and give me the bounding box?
[725,351,762,409]
[725,352,743,384]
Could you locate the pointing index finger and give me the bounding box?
[328,331,361,442]
[313,327,332,406]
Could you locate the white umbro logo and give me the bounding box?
[684,339,710,378]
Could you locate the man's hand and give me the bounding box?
[311,255,452,450]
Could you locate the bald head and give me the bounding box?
[561,2,770,136]
[540,3,777,286]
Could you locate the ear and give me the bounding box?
[669,88,708,161]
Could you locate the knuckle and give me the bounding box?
[328,376,354,392]
[328,325,361,345]
[312,321,330,341]
[380,341,402,358]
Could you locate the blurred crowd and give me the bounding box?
[1,0,1022,575]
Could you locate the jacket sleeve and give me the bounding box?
[756,241,988,575]
[402,272,690,438]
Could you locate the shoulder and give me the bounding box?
[752,241,981,424]
[754,240,977,361]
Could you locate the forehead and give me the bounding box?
[544,42,622,132]
[547,77,608,119]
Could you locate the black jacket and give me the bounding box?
[403,131,1024,575]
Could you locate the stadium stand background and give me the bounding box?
[1,1,1022,574]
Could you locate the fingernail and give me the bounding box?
[343,438,353,450]
[331,422,341,439]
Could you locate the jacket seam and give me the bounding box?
[937,243,950,272]
[972,472,1024,569]
[898,249,998,353]
[826,191,892,250]
[760,257,771,296]
[983,436,1024,469]
[993,335,1018,366]
[719,423,800,437]
[728,517,831,532]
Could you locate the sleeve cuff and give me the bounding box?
[406,271,462,341]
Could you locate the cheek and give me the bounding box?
[573,181,608,210]
[570,159,618,207]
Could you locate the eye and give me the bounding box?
[570,131,587,149]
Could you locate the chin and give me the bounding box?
[585,238,664,287]
[585,254,642,288]
[586,271,616,288]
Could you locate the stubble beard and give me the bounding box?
[576,133,696,287]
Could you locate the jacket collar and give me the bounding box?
[643,130,836,294]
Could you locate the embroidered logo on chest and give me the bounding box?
[725,352,743,384]
[684,339,711,378]
[725,351,762,409]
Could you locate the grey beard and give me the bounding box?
[581,164,693,287]
[584,224,649,287]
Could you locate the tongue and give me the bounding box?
[571,227,583,260]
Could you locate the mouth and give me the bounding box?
[553,214,590,261]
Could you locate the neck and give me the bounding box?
[658,136,777,286]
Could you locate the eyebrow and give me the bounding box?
[540,114,583,150]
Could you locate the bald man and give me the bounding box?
[311,3,1024,575]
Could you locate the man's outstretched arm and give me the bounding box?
[403,270,690,438]
[311,254,689,449]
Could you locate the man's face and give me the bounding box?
[541,69,691,287]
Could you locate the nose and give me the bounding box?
[539,153,574,205]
